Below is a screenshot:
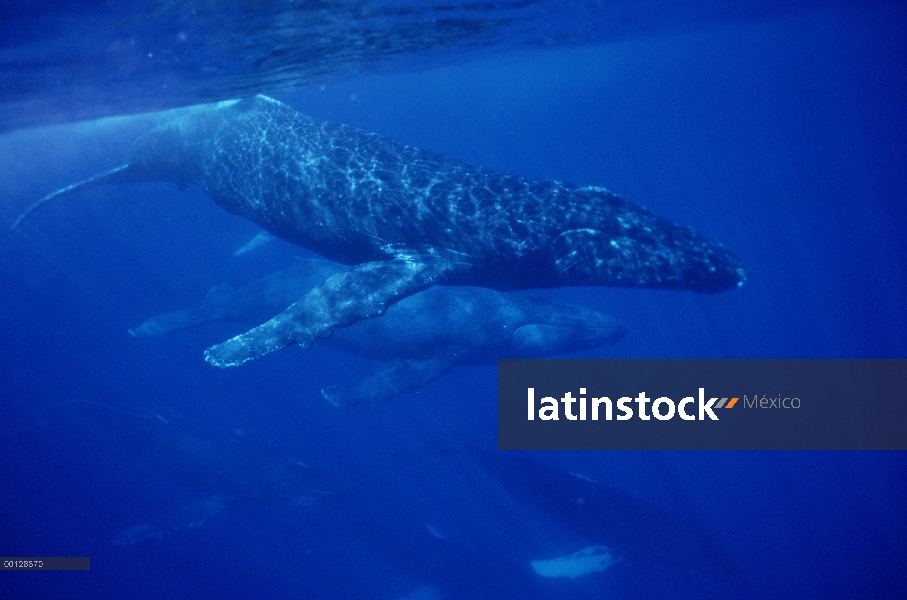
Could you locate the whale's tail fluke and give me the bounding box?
[11,164,134,229]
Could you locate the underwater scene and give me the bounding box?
[1,1,905,598]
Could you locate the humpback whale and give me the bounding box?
[13,95,744,368]
[131,259,627,404]
[128,259,344,339]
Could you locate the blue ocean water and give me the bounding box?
[1,2,905,599]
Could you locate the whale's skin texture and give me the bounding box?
[128,96,744,293]
[23,95,744,365]
[321,285,628,405]
[131,259,628,404]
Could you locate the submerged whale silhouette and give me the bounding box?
[130,258,627,405]
[14,95,744,368]
[38,399,347,545]
[467,448,728,573]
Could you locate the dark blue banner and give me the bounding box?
[498,359,907,450]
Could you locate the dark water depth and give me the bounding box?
[1,2,905,599]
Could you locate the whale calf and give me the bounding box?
[14,95,743,367]
[131,259,627,404]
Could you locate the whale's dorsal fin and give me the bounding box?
[11,164,134,229]
[232,231,275,256]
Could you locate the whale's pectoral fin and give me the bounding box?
[203,251,462,368]
[321,353,460,407]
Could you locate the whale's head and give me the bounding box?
[509,297,627,357]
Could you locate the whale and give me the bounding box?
[13,95,744,368]
[128,258,344,339]
[130,258,627,405]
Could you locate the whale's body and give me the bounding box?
[127,96,744,291]
[131,259,627,404]
[16,96,744,367]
